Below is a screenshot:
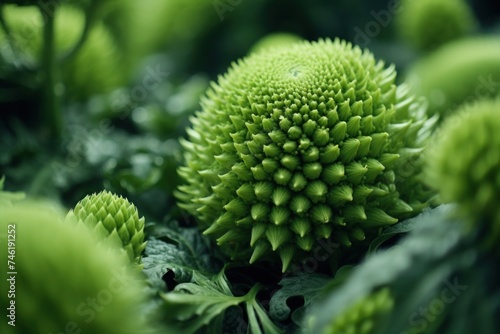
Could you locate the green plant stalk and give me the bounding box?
[39,5,62,141]
[60,1,98,63]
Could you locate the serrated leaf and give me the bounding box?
[159,271,283,334]
[141,221,222,285]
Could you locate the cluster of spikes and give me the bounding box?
[66,190,147,264]
[323,288,394,334]
[176,38,432,272]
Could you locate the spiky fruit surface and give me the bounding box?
[0,202,149,334]
[323,288,393,334]
[406,37,500,119]
[396,0,475,51]
[426,99,500,246]
[177,38,431,271]
[67,190,147,263]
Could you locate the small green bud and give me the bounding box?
[396,0,476,51]
[67,190,147,264]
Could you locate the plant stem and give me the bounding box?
[40,5,62,141]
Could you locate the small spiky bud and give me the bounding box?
[176,38,432,271]
[426,99,500,247]
[396,0,475,51]
[323,288,393,334]
[67,190,147,264]
[0,202,150,334]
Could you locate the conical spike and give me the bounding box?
[249,240,271,264]
[251,203,270,221]
[290,217,311,237]
[330,121,347,143]
[379,153,400,168]
[262,158,279,173]
[345,162,368,185]
[305,181,328,203]
[272,187,292,206]
[279,245,295,273]
[364,208,398,227]
[254,182,274,201]
[328,185,353,206]
[270,207,290,225]
[217,229,246,245]
[364,159,385,183]
[295,234,315,251]
[350,226,366,241]
[311,205,332,224]
[224,198,248,216]
[387,199,414,216]
[236,183,256,202]
[250,223,267,246]
[343,205,367,222]
[346,116,361,137]
[335,231,352,247]
[266,225,292,251]
[339,138,360,163]
[289,195,311,215]
[322,163,345,185]
[314,224,333,239]
[369,132,389,156]
[320,144,340,164]
[352,185,373,202]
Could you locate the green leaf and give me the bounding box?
[159,271,283,334]
[141,237,217,284]
[269,272,332,323]
[304,205,472,334]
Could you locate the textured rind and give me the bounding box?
[323,288,393,334]
[0,202,148,334]
[406,37,500,119]
[426,99,500,246]
[67,190,147,264]
[396,0,475,51]
[176,38,432,270]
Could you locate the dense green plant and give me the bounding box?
[426,99,500,247]
[405,37,500,119]
[0,201,152,334]
[66,190,147,264]
[395,0,475,51]
[176,38,434,271]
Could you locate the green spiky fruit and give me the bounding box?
[396,0,475,51]
[250,32,303,54]
[426,99,500,247]
[323,288,393,334]
[0,202,150,334]
[176,38,432,271]
[0,5,124,99]
[67,190,147,264]
[406,37,500,119]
